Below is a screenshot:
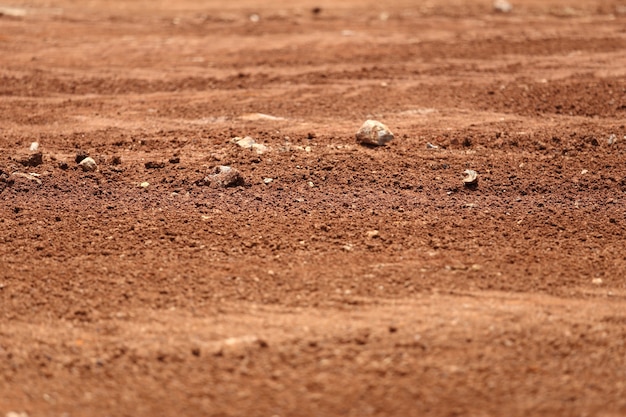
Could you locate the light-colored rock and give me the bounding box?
[356,120,394,146]
[463,169,478,187]
[79,157,97,172]
[232,136,256,149]
[608,134,616,145]
[493,0,513,13]
[426,142,439,149]
[199,165,244,188]
[232,136,269,154]
[366,230,380,239]
[140,182,150,188]
[252,143,268,154]
[29,142,39,152]
[0,7,27,17]
[240,113,283,121]
[10,172,42,185]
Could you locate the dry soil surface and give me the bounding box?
[1,0,626,416]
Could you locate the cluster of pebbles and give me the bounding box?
[2,120,490,195]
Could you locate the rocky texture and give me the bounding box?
[1,2,626,417]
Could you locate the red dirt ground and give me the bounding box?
[1,0,626,416]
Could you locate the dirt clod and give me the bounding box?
[145,161,166,169]
[18,152,43,167]
[75,151,89,164]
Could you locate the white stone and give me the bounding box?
[0,7,27,17]
[252,143,268,154]
[493,0,513,13]
[5,412,29,417]
[232,136,256,149]
[240,113,283,121]
[79,157,97,172]
[29,142,39,152]
[356,120,394,146]
[463,170,478,186]
[10,172,42,185]
[366,230,380,239]
[200,165,244,188]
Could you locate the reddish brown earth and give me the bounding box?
[1,0,626,416]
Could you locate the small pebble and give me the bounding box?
[366,230,380,239]
[263,178,274,184]
[232,136,256,149]
[75,151,89,164]
[356,120,394,146]
[607,134,616,145]
[198,165,244,188]
[29,142,39,152]
[463,170,478,188]
[592,278,603,285]
[493,0,513,13]
[19,152,43,167]
[252,143,268,154]
[5,412,29,417]
[79,157,97,172]
[140,182,150,188]
[145,161,165,169]
[10,172,42,186]
[232,136,269,154]
[426,142,439,149]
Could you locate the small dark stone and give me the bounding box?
[58,161,69,170]
[110,155,122,165]
[20,152,43,167]
[75,151,89,164]
[145,161,166,169]
[169,157,180,164]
